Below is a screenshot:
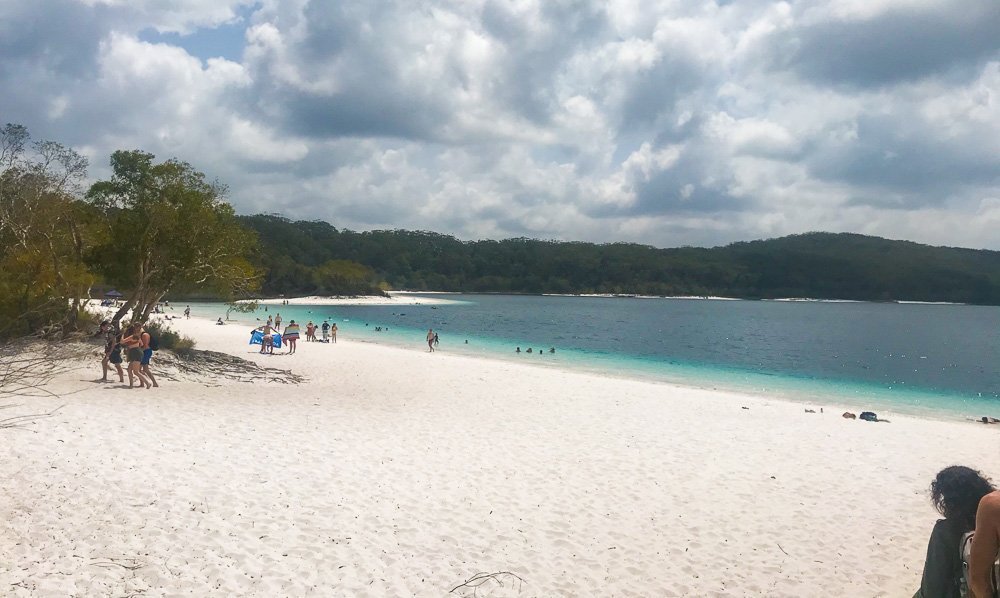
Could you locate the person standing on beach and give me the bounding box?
[274,313,282,331]
[122,325,151,388]
[331,322,338,343]
[184,305,190,319]
[139,325,159,388]
[107,331,125,382]
[99,321,120,382]
[970,490,1000,598]
[306,321,315,341]
[260,323,276,354]
[283,320,300,354]
[426,329,435,352]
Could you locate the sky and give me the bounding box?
[1,0,998,249]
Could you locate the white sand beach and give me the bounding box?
[3,315,999,597]
[258,293,459,306]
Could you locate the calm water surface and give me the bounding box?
[186,295,1000,419]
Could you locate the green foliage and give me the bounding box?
[239,215,386,297]
[0,123,97,339]
[87,150,261,324]
[143,320,196,355]
[0,123,262,342]
[243,216,1000,304]
[226,299,259,320]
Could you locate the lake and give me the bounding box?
[183,294,1000,419]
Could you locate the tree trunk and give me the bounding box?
[111,298,135,327]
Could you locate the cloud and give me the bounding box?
[763,0,1000,88]
[0,0,998,250]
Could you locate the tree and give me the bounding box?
[226,299,259,321]
[87,150,260,325]
[312,259,383,296]
[0,123,96,339]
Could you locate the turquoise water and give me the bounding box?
[179,294,1000,420]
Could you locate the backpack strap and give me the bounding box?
[960,531,975,598]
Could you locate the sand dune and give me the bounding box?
[2,316,998,596]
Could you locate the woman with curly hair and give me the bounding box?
[915,466,995,598]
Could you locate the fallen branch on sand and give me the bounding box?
[156,350,305,385]
[89,557,146,571]
[0,403,65,430]
[449,571,526,596]
[0,339,82,398]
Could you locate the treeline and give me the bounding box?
[243,214,1000,304]
[0,123,257,340]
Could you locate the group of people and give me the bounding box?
[516,346,555,354]
[253,317,338,355]
[99,320,158,389]
[915,466,1000,597]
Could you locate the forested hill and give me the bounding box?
[240,214,1000,304]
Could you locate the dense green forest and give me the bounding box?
[241,214,1000,304]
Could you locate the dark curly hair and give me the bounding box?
[930,465,995,529]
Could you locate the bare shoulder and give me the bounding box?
[983,491,1000,513]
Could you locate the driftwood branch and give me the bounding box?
[0,338,85,398]
[155,349,305,386]
[0,403,65,430]
[450,571,526,596]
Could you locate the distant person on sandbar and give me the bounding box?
[970,489,1000,598]
[184,305,190,319]
[433,332,439,347]
[427,329,435,352]
[283,320,300,354]
[331,322,338,343]
[516,347,521,353]
[306,321,315,341]
[274,313,282,331]
[321,320,330,342]
[526,347,532,353]
[914,466,994,598]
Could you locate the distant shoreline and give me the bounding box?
[255,293,460,306]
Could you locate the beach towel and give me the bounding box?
[249,330,283,348]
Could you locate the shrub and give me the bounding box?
[143,321,196,356]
